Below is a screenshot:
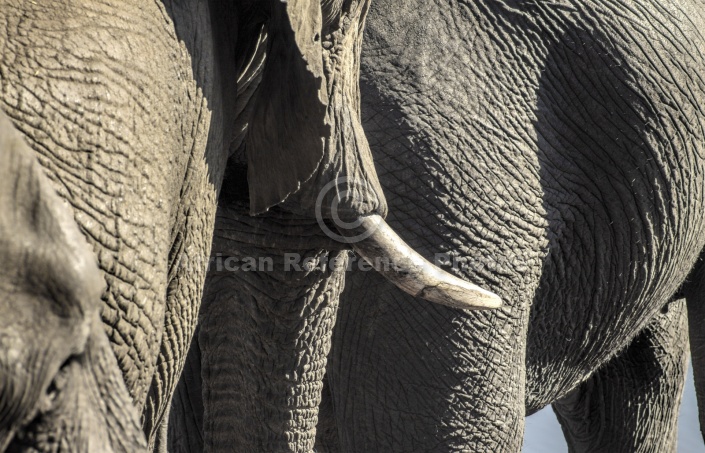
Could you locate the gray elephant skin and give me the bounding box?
[4,0,705,453]
[314,1,705,452]
[0,0,409,451]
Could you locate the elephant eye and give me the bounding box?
[42,354,79,412]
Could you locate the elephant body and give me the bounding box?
[322,0,705,451]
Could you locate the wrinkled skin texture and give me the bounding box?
[0,2,227,449]
[170,1,385,451]
[0,0,380,451]
[318,1,705,451]
[0,109,146,452]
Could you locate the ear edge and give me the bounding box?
[246,0,329,215]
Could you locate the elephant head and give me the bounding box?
[0,110,146,452]
[245,0,501,310]
[167,1,500,451]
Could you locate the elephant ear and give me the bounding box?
[246,0,329,215]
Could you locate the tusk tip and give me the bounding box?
[419,283,502,311]
[342,214,502,311]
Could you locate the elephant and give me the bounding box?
[310,0,705,452]
[0,0,500,451]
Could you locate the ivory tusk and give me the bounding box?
[338,215,502,310]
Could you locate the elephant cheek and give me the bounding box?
[0,297,77,451]
[5,315,147,453]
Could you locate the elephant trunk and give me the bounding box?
[338,215,502,310]
[170,205,348,452]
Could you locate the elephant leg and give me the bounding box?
[329,268,531,452]
[170,200,348,452]
[553,300,688,453]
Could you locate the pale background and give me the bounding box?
[524,363,704,452]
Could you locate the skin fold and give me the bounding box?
[0,0,383,451]
[317,0,705,452]
[0,109,146,452]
